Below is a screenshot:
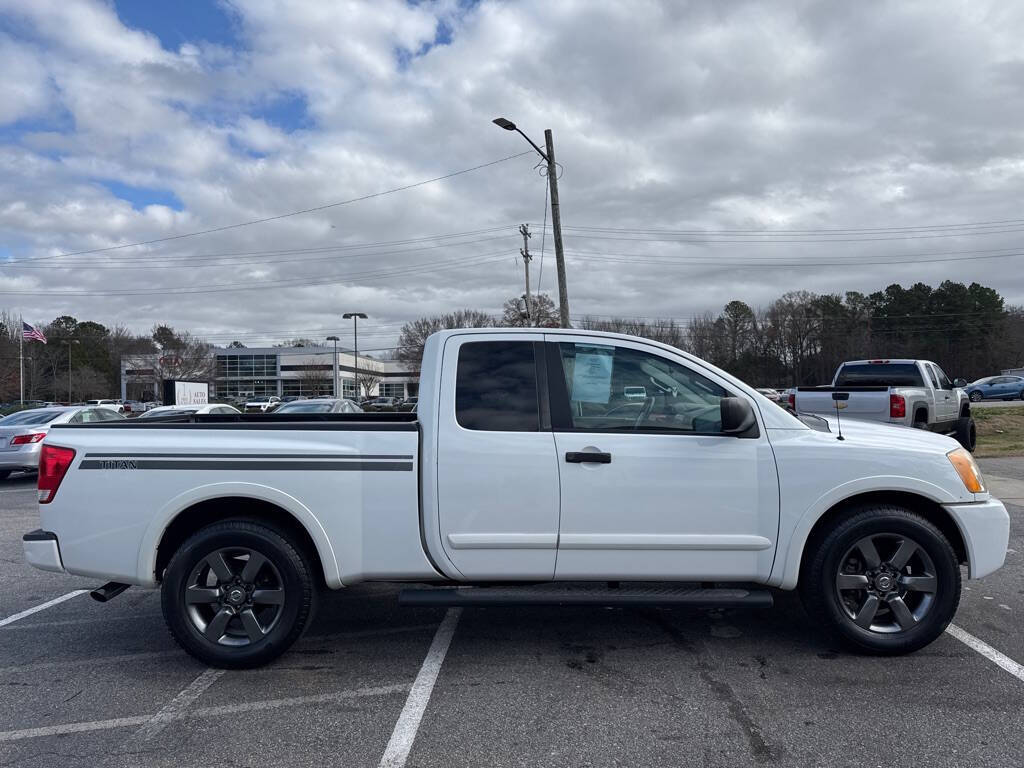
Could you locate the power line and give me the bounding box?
[33,152,534,260]
[0,250,514,297]
[532,224,1024,244]
[3,234,515,271]
[7,225,518,266]
[563,248,1024,268]
[550,216,1024,235]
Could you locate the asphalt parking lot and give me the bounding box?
[1,465,1022,768]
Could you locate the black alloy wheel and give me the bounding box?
[800,505,960,655]
[162,519,316,668]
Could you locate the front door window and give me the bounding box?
[557,342,728,432]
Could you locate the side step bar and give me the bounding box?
[399,584,773,608]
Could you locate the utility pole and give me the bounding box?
[492,118,571,327]
[544,129,570,328]
[519,223,532,325]
[63,339,79,404]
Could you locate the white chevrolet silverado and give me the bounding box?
[792,359,975,450]
[23,329,1009,668]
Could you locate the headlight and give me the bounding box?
[947,448,985,493]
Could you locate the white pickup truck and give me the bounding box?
[23,329,1009,668]
[792,359,975,451]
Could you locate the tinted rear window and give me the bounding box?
[0,409,63,425]
[835,364,924,387]
[455,341,539,431]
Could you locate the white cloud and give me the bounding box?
[1,0,1024,348]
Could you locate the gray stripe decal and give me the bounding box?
[84,453,413,460]
[79,460,413,472]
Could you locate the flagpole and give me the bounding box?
[19,314,24,406]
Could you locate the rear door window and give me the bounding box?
[455,341,540,431]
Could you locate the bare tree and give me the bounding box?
[501,293,560,328]
[358,360,383,398]
[297,366,331,396]
[126,325,214,387]
[395,309,495,367]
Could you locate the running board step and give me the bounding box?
[398,584,773,608]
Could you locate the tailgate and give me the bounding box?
[795,389,891,420]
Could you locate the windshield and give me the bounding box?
[834,363,924,387]
[0,409,64,425]
[275,402,334,413]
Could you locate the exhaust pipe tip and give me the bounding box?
[90,582,130,603]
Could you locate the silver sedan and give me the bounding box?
[272,398,363,414]
[0,406,125,478]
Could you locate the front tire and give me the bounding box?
[0,470,11,481]
[161,519,316,669]
[799,505,960,655]
[968,390,982,402]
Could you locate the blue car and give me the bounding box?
[966,375,1024,402]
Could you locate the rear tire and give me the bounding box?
[954,416,976,452]
[161,519,316,669]
[799,505,960,655]
[0,470,11,480]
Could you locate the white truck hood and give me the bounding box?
[814,415,961,455]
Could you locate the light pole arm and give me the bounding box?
[515,128,549,162]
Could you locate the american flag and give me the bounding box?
[22,322,47,344]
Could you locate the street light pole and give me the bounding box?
[342,313,367,399]
[63,339,80,403]
[326,336,340,398]
[493,117,571,328]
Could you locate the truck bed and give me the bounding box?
[44,409,434,588]
[54,412,419,429]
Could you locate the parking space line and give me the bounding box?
[0,590,89,628]
[0,683,409,743]
[0,623,441,674]
[378,608,462,768]
[123,667,225,747]
[946,623,1024,683]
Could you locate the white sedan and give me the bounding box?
[138,404,241,419]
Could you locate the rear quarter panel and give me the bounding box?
[40,423,436,587]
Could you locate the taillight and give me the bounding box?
[38,444,75,504]
[11,433,45,445]
[890,393,906,419]
[788,393,796,410]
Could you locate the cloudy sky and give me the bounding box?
[3,0,1024,353]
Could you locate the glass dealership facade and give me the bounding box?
[121,346,418,401]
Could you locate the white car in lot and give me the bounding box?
[85,399,126,414]
[23,328,1009,668]
[244,396,280,413]
[139,404,241,419]
[0,406,125,478]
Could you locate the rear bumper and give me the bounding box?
[943,498,1010,579]
[0,444,41,470]
[22,529,65,573]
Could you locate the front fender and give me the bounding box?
[770,474,961,590]
[136,482,343,589]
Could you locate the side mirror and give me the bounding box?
[953,378,967,388]
[720,397,759,438]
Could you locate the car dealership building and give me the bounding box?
[121,345,418,402]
